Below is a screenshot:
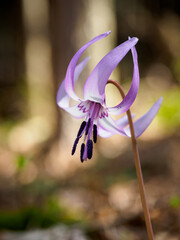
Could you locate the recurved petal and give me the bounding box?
[57,57,90,108]
[125,97,163,137]
[98,114,128,137]
[59,102,87,119]
[108,38,139,115]
[65,31,111,101]
[98,114,134,138]
[116,114,134,127]
[74,57,90,83]
[83,37,138,104]
[98,127,113,138]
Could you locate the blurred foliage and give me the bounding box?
[0,197,83,230]
[169,196,180,208]
[16,155,28,170]
[158,87,180,131]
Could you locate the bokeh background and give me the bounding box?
[0,0,180,239]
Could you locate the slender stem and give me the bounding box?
[107,80,154,240]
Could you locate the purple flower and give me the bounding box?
[57,31,162,162]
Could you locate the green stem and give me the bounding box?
[107,80,154,240]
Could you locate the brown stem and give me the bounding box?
[107,79,154,240]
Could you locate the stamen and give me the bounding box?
[72,137,79,155]
[77,121,86,137]
[85,118,91,135]
[87,139,93,159]
[93,124,97,143]
[80,143,85,162]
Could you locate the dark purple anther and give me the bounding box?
[87,139,93,159]
[77,121,86,137]
[80,143,85,162]
[72,137,79,155]
[93,124,97,143]
[85,118,91,135]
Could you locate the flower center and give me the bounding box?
[72,101,103,162]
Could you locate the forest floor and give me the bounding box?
[0,134,179,240]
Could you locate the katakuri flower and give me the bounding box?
[57,31,162,162]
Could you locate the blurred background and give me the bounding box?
[0,0,180,239]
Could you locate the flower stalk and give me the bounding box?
[107,79,154,240]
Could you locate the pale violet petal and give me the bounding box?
[125,97,163,137]
[98,127,113,138]
[98,114,135,138]
[74,57,90,82]
[116,114,135,128]
[60,102,88,119]
[57,80,69,108]
[108,38,139,115]
[98,114,128,137]
[65,31,111,101]
[57,57,90,108]
[83,37,138,104]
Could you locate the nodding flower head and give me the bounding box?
[57,31,162,162]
